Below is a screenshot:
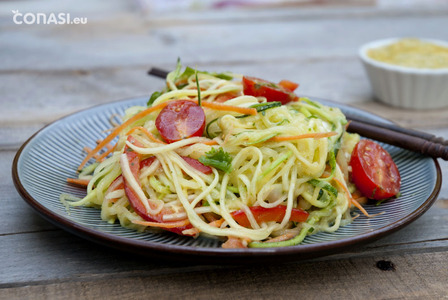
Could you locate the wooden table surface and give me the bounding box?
[1,1,448,299]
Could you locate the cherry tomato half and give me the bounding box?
[350,140,401,200]
[242,76,299,105]
[155,100,206,143]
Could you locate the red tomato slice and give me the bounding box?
[231,205,309,228]
[182,156,213,174]
[242,76,299,105]
[350,140,401,200]
[122,136,194,235]
[155,100,206,143]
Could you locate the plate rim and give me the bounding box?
[12,96,442,263]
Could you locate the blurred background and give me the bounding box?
[1,0,448,142]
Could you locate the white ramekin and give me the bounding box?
[359,38,448,109]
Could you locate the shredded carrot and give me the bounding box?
[67,178,90,187]
[96,139,114,149]
[355,196,368,205]
[97,143,117,161]
[222,236,249,249]
[196,100,257,116]
[334,178,374,218]
[126,126,166,144]
[345,120,351,130]
[132,219,190,228]
[78,101,169,170]
[351,213,360,220]
[83,147,101,161]
[351,190,363,199]
[350,198,374,218]
[208,218,225,228]
[182,228,200,236]
[201,139,219,146]
[269,131,337,142]
[265,233,295,243]
[202,212,220,223]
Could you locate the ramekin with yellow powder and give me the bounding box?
[359,38,448,109]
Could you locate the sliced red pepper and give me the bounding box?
[122,136,193,235]
[278,79,299,92]
[231,205,309,228]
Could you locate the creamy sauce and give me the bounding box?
[368,38,448,69]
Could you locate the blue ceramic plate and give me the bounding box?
[12,97,441,263]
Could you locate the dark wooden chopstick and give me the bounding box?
[148,67,169,79]
[147,67,448,160]
[346,114,448,146]
[346,121,448,160]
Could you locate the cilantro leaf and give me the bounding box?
[199,147,232,173]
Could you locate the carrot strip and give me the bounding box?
[345,120,351,130]
[96,139,114,150]
[97,144,117,161]
[269,131,337,142]
[78,101,169,170]
[222,236,251,248]
[182,228,200,236]
[354,196,368,205]
[350,198,374,217]
[202,212,220,223]
[334,178,374,218]
[208,218,225,228]
[197,101,257,115]
[83,147,101,160]
[265,233,295,243]
[67,178,90,187]
[126,126,166,144]
[132,219,190,229]
[201,139,219,146]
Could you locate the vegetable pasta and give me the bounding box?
[63,63,367,248]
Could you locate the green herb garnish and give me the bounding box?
[195,70,202,106]
[199,147,233,173]
[147,91,162,106]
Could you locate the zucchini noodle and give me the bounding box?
[63,63,361,248]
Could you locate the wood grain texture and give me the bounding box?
[1,251,447,299]
[2,1,448,298]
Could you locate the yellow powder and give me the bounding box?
[367,38,448,69]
